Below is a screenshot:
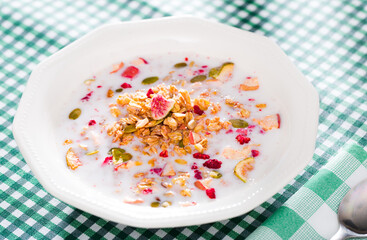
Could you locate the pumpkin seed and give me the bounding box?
[153,119,164,127]
[69,108,81,120]
[124,124,137,133]
[151,202,160,208]
[108,148,125,155]
[86,150,99,155]
[190,75,207,83]
[84,79,95,85]
[208,67,220,78]
[115,88,123,93]
[209,170,222,179]
[112,149,132,165]
[178,139,184,148]
[174,62,187,68]
[229,119,249,128]
[142,76,159,85]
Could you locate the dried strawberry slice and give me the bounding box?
[121,66,139,78]
[121,83,132,88]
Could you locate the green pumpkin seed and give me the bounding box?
[124,124,137,133]
[190,75,207,83]
[112,149,132,165]
[84,79,95,85]
[153,119,164,126]
[229,119,249,128]
[86,150,99,155]
[174,62,187,68]
[142,76,159,85]
[209,67,220,78]
[108,148,125,155]
[209,170,222,179]
[178,139,184,148]
[151,202,160,208]
[115,88,123,93]
[69,108,81,120]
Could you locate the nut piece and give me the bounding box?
[136,118,149,129]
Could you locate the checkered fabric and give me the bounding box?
[247,144,367,239]
[1,0,366,239]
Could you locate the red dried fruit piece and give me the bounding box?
[235,128,247,135]
[102,156,113,166]
[236,135,251,145]
[81,91,93,102]
[225,129,233,134]
[193,105,204,115]
[121,83,132,88]
[97,85,102,88]
[206,188,216,199]
[251,150,260,157]
[159,150,168,158]
[203,159,222,169]
[150,168,163,175]
[194,170,202,180]
[121,66,139,78]
[193,153,210,159]
[139,58,148,64]
[191,163,198,170]
[151,95,175,120]
[88,120,96,126]
[147,88,154,98]
[142,188,153,194]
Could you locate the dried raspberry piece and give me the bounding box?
[235,128,247,135]
[147,88,154,98]
[206,188,216,199]
[88,120,96,126]
[203,159,222,169]
[193,105,204,115]
[194,170,202,180]
[97,85,102,88]
[159,150,168,158]
[102,156,113,166]
[81,91,93,102]
[142,188,153,194]
[121,66,139,78]
[193,153,210,159]
[236,135,251,145]
[225,129,233,134]
[252,150,260,157]
[150,168,163,175]
[121,83,132,88]
[191,163,198,170]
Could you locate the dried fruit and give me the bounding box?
[151,95,175,120]
[84,79,95,85]
[121,83,132,88]
[253,114,280,131]
[86,150,99,155]
[110,148,132,164]
[115,88,123,93]
[193,153,210,159]
[159,150,168,158]
[69,108,81,120]
[205,188,216,199]
[174,62,187,68]
[251,150,260,157]
[110,62,124,74]
[209,171,222,179]
[150,168,163,175]
[102,156,113,166]
[236,135,251,145]
[107,89,114,98]
[240,77,259,91]
[190,75,207,83]
[203,159,222,169]
[234,157,255,183]
[142,76,159,85]
[191,163,198,170]
[189,131,203,145]
[161,162,176,177]
[161,201,172,208]
[146,88,154,98]
[66,148,82,170]
[88,120,96,126]
[81,91,93,102]
[121,66,139,78]
[194,170,202,180]
[216,62,234,81]
[221,146,251,160]
[193,105,204,115]
[229,119,248,128]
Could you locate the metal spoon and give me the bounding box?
[331,178,367,240]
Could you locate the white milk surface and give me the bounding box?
[57,53,282,207]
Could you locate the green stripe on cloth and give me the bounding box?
[247,143,367,240]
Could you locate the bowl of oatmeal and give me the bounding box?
[13,17,319,228]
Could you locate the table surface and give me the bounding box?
[1,0,366,239]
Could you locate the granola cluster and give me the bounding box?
[107,84,231,156]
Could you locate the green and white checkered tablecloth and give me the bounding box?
[1,0,366,239]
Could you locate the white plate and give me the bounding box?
[13,16,319,228]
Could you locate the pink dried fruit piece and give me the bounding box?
[189,131,203,145]
[253,114,280,131]
[151,95,175,120]
[161,162,176,177]
[121,66,139,78]
[234,157,255,183]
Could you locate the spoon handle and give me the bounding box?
[330,226,351,240]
